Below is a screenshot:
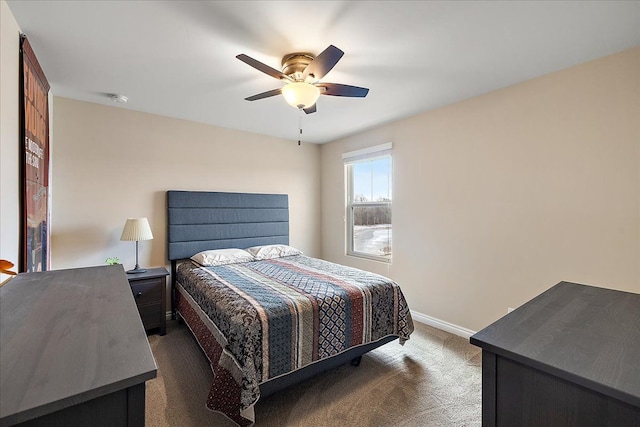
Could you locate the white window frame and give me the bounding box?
[343,143,392,263]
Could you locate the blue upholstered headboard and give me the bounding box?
[166,190,289,261]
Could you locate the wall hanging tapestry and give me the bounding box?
[20,35,50,273]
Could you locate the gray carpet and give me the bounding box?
[146,320,481,426]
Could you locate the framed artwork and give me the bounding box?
[20,35,50,273]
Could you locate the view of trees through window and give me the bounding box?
[349,156,392,261]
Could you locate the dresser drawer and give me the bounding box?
[130,278,162,306]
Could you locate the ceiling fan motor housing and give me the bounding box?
[281,53,316,81]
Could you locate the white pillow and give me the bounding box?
[191,248,255,266]
[245,244,302,260]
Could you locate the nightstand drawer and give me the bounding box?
[138,302,163,329]
[130,278,162,306]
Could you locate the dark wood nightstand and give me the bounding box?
[127,267,169,335]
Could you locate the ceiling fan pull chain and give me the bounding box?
[298,109,303,146]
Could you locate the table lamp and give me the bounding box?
[120,218,153,274]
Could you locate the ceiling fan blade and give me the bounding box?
[237,54,292,81]
[317,83,369,97]
[303,104,317,114]
[245,88,282,101]
[302,45,344,81]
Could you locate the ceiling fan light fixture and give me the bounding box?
[237,45,367,115]
[281,82,320,109]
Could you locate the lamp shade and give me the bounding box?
[120,218,153,241]
[281,82,320,109]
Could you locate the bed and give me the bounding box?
[167,190,414,426]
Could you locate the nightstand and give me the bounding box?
[127,267,169,335]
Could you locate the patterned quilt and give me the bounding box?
[176,255,414,426]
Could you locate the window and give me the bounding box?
[344,143,392,262]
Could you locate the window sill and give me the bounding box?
[346,252,392,264]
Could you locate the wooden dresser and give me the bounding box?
[470,281,640,426]
[0,265,157,427]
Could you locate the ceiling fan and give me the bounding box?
[237,45,369,114]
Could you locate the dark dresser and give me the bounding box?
[0,265,157,427]
[470,281,640,426]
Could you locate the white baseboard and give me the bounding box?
[410,310,476,339]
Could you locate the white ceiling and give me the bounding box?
[7,1,640,144]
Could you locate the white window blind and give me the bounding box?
[342,142,393,164]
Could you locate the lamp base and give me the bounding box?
[126,266,147,274]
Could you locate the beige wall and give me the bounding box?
[0,0,21,282]
[321,47,640,332]
[51,97,321,273]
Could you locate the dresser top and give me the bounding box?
[0,265,157,425]
[470,281,640,408]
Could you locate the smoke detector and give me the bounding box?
[109,94,128,103]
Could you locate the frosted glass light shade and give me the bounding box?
[281,82,320,109]
[120,218,153,241]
